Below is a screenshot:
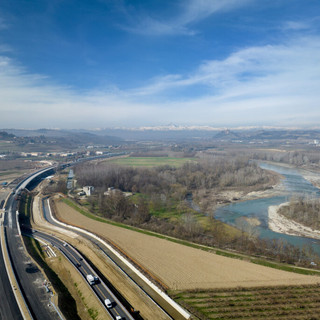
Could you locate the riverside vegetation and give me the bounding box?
[279,197,320,230]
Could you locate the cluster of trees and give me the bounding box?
[73,157,273,224]
[75,157,271,196]
[251,150,320,168]
[279,196,320,230]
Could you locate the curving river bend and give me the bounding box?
[214,162,320,254]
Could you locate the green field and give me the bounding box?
[172,285,320,320]
[108,156,196,167]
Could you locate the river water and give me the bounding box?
[214,162,320,254]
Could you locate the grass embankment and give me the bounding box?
[62,198,320,277]
[19,193,81,320]
[172,285,320,320]
[108,156,196,167]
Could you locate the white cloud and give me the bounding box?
[122,0,252,36]
[132,36,320,97]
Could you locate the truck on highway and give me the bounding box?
[86,274,95,285]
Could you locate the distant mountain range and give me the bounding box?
[1,127,320,143]
[1,129,123,146]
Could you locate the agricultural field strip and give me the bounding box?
[55,200,320,290]
[174,285,320,319]
[107,156,196,167]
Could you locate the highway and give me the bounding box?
[3,192,62,320]
[31,230,133,320]
[0,191,23,320]
[0,214,23,320]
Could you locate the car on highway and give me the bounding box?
[104,298,112,308]
[116,316,123,320]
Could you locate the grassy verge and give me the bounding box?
[251,259,320,276]
[62,198,320,277]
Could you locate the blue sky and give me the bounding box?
[1,0,320,129]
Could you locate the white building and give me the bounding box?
[83,186,94,196]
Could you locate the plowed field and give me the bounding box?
[54,200,320,290]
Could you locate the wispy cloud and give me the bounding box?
[121,0,253,36]
[131,36,320,97]
[282,21,310,31]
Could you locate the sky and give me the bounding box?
[1,0,320,129]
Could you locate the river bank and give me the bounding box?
[268,203,320,240]
[200,169,285,212]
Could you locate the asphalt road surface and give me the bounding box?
[0,191,23,320]
[0,235,23,320]
[33,230,133,320]
[4,193,61,320]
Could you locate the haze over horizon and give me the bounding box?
[1,0,320,129]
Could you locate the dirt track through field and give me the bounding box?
[55,200,320,290]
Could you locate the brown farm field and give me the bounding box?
[54,199,320,291]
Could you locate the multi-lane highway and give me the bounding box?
[0,194,23,320]
[31,230,133,320]
[3,187,62,320]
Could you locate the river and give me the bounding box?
[214,162,320,254]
